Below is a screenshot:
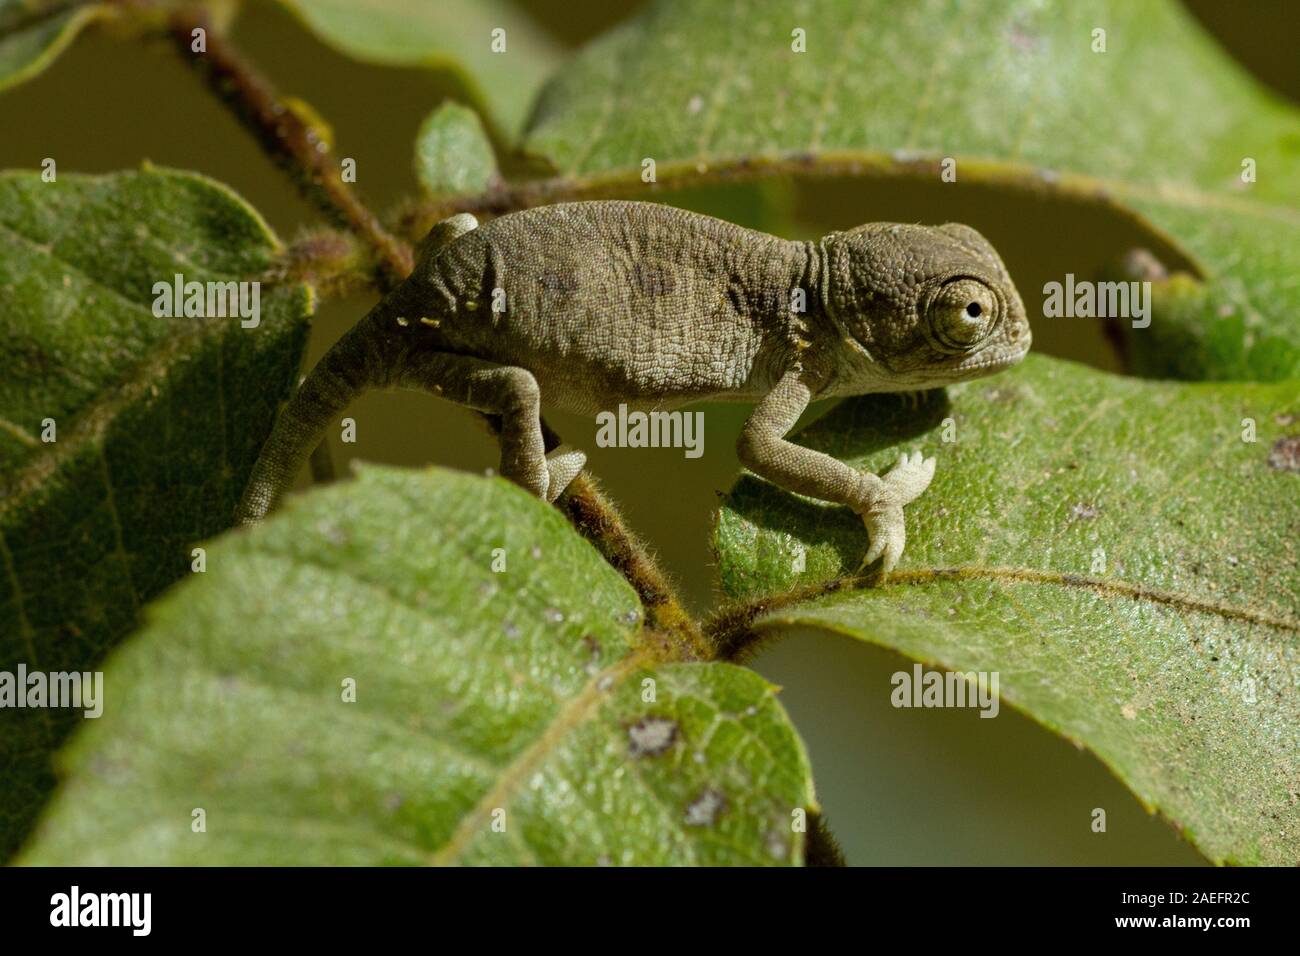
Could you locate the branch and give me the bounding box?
[703,574,866,663]
[167,7,413,290]
[557,474,708,660]
[806,810,848,867]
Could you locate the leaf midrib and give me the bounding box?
[747,564,1300,636]
[426,652,651,866]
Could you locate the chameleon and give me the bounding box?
[236,200,1030,572]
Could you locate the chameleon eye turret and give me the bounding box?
[925,277,1000,351]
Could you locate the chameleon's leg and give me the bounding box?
[395,351,581,501]
[237,287,420,525]
[238,336,381,523]
[483,416,586,501]
[737,369,935,573]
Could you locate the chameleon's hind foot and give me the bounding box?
[544,445,586,503]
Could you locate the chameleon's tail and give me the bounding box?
[235,287,415,525]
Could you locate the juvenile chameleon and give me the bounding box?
[237,200,1030,571]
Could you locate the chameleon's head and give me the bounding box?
[820,222,1030,389]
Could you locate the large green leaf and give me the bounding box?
[523,0,1300,381]
[20,466,814,865]
[275,0,563,141]
[0,167,312,859]
[0,0,113,92]
[714,354,1300,865]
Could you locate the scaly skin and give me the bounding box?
[237,200,1030,572]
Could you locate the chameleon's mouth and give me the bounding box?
[951,341,1030,375]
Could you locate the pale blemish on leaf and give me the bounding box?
[1267,436,1300,472]
[684,787,727,827]
[627,716,678,759]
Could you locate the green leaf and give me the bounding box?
[414,102,499,198]
[275,0,563,141]
[523,0,1300,381]
[0,0,112,91]
[20,466,814,865]
[714,354,1300,865]
[0,167,312,859]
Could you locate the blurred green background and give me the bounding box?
[2,0,1296,865]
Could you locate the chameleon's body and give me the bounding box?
[238,200,1030,571]
[426,202,803,413]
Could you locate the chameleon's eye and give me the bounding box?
[927,278,997,351]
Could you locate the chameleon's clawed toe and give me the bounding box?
[859,504,907,574]
[881,448,936,506]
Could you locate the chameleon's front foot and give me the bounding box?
[856,450,936,573]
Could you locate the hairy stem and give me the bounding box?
[704,574,866,662]
[805,810,848,867]
[557,475,707,660]
[167,6,413,289]
[478,414,705,659]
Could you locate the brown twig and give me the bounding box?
[704,574,864,662]
[264,228,373,300]
[167,6,413,290]
[805,810,848,867]
[556,474,707,659]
